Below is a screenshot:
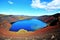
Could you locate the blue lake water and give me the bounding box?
[9,19,47,32]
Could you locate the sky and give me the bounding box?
[0,0,60,16]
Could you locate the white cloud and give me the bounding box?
[8,1,14,4]
[31,0,60,10]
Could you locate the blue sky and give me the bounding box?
[0,0,60,16]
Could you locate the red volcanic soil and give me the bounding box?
[34,25,60,35]
[31,24,60,39]
[0,23,60,38]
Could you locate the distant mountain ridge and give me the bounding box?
[0,13,60,24]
